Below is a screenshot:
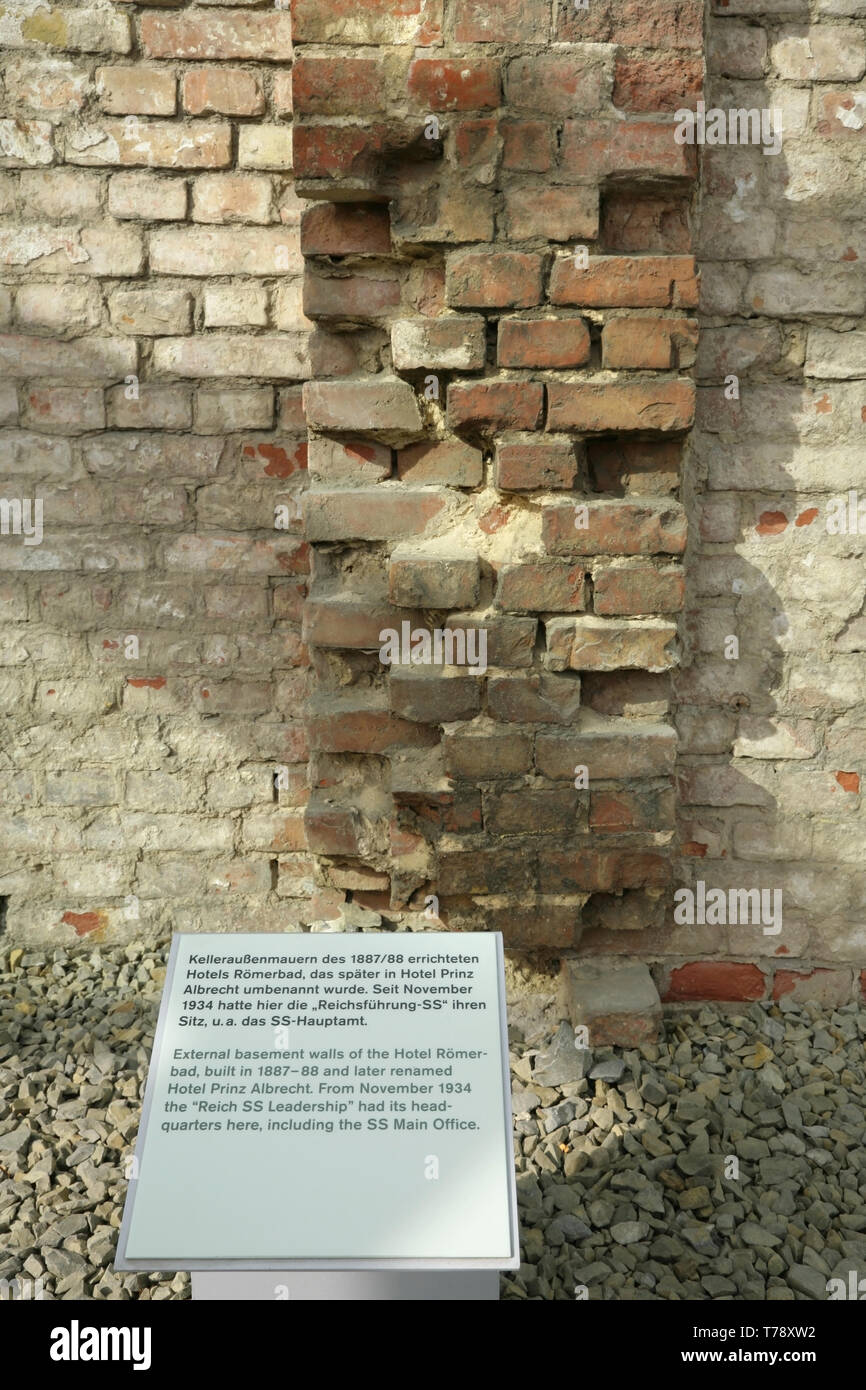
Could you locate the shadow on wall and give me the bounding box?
[669,49,866,1004]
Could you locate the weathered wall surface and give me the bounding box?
[1,0,864,1004]
[293,0,700,952]
[665,0,866,1005]
[0,0,320,944]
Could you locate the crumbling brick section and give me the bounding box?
[295,0,702,947]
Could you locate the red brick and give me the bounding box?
[389,552,479,608]
[536,723,676,779]
[556,0,703,50]
[550,254,698,309]
[305,801,362,856]
[560,120,696,180]
[495,562,585,613]
[444,616,536,667]
[602,190,692,254]
[446,248,543,309]
[395,790,482,835]
[588,439,682,495]
[544,499,687,556]
[590,787,675,833]
[447,381,544,432]
[539,849,670,893]
[307,695,439,754]
[304,273,401,322]
[292,55,386,115]
[546,616,677,672]
[495,439,578,490]
[593,564,685,615]
[302,598,407,649]
[183,68,263,116]
[454,118,500,167]
[141,11,293,61]
[498,317,590,369]
[455,0,550,43]
[487,673,582,724]
[300,204,391,257]
[307,332,361,379]
[502,121,553,171]
[389,672,482,724]
[506,53,608,114]
[487,787,584,835]
[480,902,582,950]
[408,59,501,111]
[504,184,599,241]
[582,671,669,719]
[602,317,698,369]
[444,730,532,777]
[303,378,421,436]
[438,849,531,894]
[613,54,703,112]
[293,125,383,182]
[243,813,307,853]
[663,962,766,1003]
[548,379,695,433]
[303,489,446,542]
[397,440,483,486]
[292,0,443,45]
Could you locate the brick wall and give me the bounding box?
[293,0,700,948]
[0,0,321,942]
[1,0,864,1003]
[667,0,866,1006]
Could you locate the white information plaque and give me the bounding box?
[115,932,519,1271]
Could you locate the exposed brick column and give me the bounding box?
[295,0,702,947]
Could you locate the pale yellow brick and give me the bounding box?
[238,125,293,171]
[96,66,177,116]
[15,282,103,334]
[4,55,90,111]
[19,169,103,219]
[192,173,273,225]
[203,284,269,328]
[65,120,230,170]
[109,287,193,336]
[108,172,187,221]
[150,225,301,276]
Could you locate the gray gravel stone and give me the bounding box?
[532,1022,590,1087]
[788,1264,828,1299]
[5,944,866,1304]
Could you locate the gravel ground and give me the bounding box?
[2,942,864,1301]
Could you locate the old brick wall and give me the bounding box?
[666,0,866,1006]
[2,0,864,1003]
[0,0,321,943]
[293,0,699,947]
